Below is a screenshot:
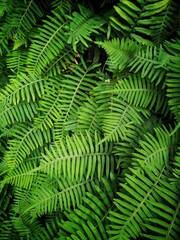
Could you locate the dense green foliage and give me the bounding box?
[0,0,180,239]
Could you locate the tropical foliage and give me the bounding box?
[0,0,180,239]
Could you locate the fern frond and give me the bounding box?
[0,74,45,106]
[58,175,117,239]
[129,45,169,85]
[6,49,27,74]
[4,124,51,169]
[2,160,41,189]
[19,176,101,220]
[34,77,63,130]
[43,47,76,77]
[13,0,43,44]
[99,38,139,72]
[0,102,38,127]
[143,203,180,239]
[68,4,105,51]
[76,98,106,136]
[132,126,179,169]
[106,74,166,111]
[0,0,14,17]
[110,1,140,34]
[166,56,180,122]
[27,9,69,76]
[110,0,175,45]
[53,62,100,140]
[99,97,144,143]
[171,148,180,186]
[39,131,114,181]
[108,165,176,239]
[149,0,179,45]
[0,0,43,54]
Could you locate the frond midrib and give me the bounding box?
[119,166,165,238]
[6,126,36,168]
[31,21,68,74]
[0,77,45,106]
[60,66,92,127]
[16,0,34,33]
[166,201,180,239]
[22,178,95,215]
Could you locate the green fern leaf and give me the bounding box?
[129,45,168,85]
[99,38,139,72]
[99,97,144,143]
[43,47,76,77]
[58,175,117,239]
[20,176,102,219]
[34,77,63,130]
[68,4,105,51]
[53,62,100,140]
[4,124,51,169]
[106,74,166,111]
[39,131,115,181]
[0,74,45,106]
[27,9,69,76]
[166,56,180,122]
[6,49,27,74]
[0,102,38,127]
[132,126,179,168]
[76,98,106,136]
[108,165,173,239]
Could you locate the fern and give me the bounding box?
[27,9,69,77]
[39,131,115,181]
[0,74,45,106]
[108,165,175,239]
[53,62,100,139]
[99,38,139,72]
[110,0,179,45]
[67,4,106,51]
[99,97,145,143]
[165,39,180,122]
[0,0,179,239]
[4,123,51,169]
[105,74,166,111]
[58,176,117,239]
[129,45,169,85]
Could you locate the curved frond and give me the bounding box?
[129,45,169,85]
[27,9,69,76]
[39,131,115,181]
[76,98,106,136]
[0,74,45,106]
[0,102,38,128]
[6,49,27,74]
[106,74,166,111]
[53,62,99,140]
[108,165,178,240]
[99,38,139,72]
[19,176,102,220]
[34,77,63,130]
[143,201,180,239]
[171,148,180,187]
[150,0,179,45]
[166,55,180,122]
[42,47,76,77]
[4,124,51,169]
[99,97,144,143]
[110,0,177,45]
[58,175,117,239]
[0,0,43,54]
[68,4,105,51]
[13,0,43,40]
[132,126,179,168]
